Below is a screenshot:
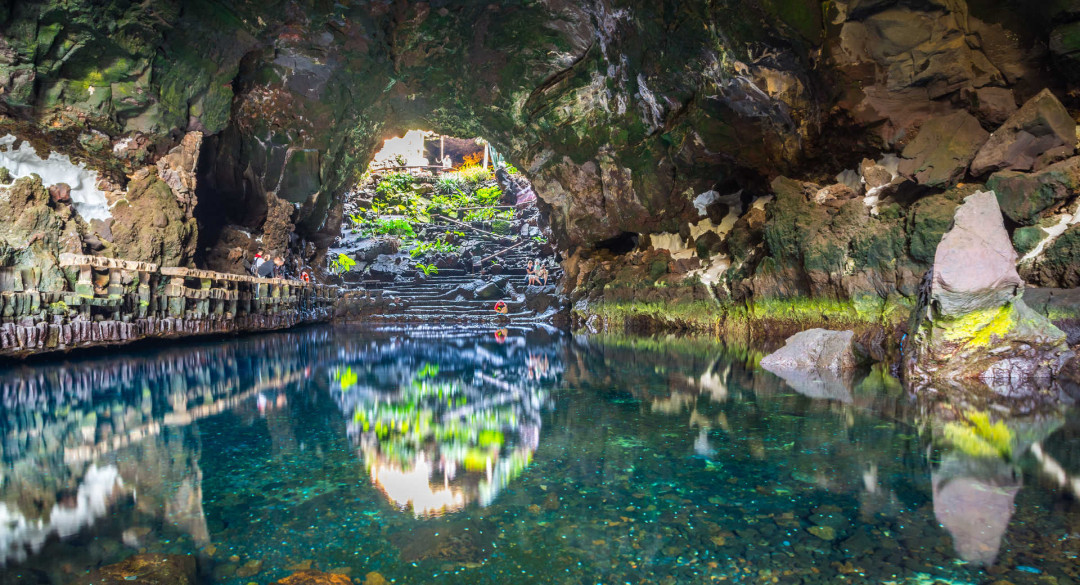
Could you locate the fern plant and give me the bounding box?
[435,175,465,195]
[416,263,439,276]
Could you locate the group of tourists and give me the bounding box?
[526,259,548,286]
[249,249,313,283]
[249,250,285,278]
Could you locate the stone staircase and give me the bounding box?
[334,217,564,324]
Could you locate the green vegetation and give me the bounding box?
[456,165,493,185]
[463,207,513,222]
[331,253,357,274]
[375,172,414,196]
[350,216,416,238]
[938,303,1015,347]
[435,174,465,195]
[474,185,502,205]
[409,240,460,258]
[416,262,439,276]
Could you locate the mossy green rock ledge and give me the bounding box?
[905,191,1073,383]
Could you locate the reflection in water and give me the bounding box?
[0,464,122,564]
[330,328,559,515]
[922,406,1066,566]
[0,330,338,569]
[0,328,1078,585]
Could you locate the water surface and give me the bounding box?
[1,326,1078,584]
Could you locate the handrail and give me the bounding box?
[59,253,322,289]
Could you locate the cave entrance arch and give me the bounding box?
[330,128,557,293]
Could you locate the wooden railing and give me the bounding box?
[0,255,339,355]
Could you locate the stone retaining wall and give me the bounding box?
[0,254,339,357]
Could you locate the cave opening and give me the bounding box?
[328,129,560,320]
[594,232,640,256]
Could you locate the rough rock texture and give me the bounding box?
[988,156,1080,225]
[760,329,861,401]
[898,111,989,188]
[761,328,859,372]
[3,0,1080,342]
[270,570,353,585]
[73,554,196,585]
[0,0,1057,258]
[0,175,85,292]
[108,168,198,266]
[906,192,1072,383]
[1024,224,1080,288]
[970,89,1077,177]
[930,191,1024,317]
[1024,287,1080,346]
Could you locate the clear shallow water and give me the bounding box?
[1,327,1079,585]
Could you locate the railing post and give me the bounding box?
[137,271,151,318]
[165,276,185,318]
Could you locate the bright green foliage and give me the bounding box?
[375,172,415,196]
[475,186,502,205]
[464,208,513,222]
[410,240,460,258]
[336,367,359,390]
[416,263,439,276]
[364,218,415,238]
[464,208,496,221]
[331,253,357,274]
[416,363,440,379]
[435,174,465,195]
[456,165,493,185]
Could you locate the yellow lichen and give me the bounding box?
[938,303,1015,347]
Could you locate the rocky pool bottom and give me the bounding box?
[1,326,1079,585]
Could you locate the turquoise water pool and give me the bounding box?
[1,326,1078,584]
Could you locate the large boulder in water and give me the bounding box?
[970,89,1077,177]
[905,191,1072,382]
[760,329,862,401]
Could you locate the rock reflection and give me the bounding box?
[0,329,338,566]
[919,401,1067,566]
[331,327,562,516]
[570,334,1080,578]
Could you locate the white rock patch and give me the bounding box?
[1020,200,1080,263]
[0,134,111,222]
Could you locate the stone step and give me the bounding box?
[405,300,525,310]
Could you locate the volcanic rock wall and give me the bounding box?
[2,0,1080,336]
